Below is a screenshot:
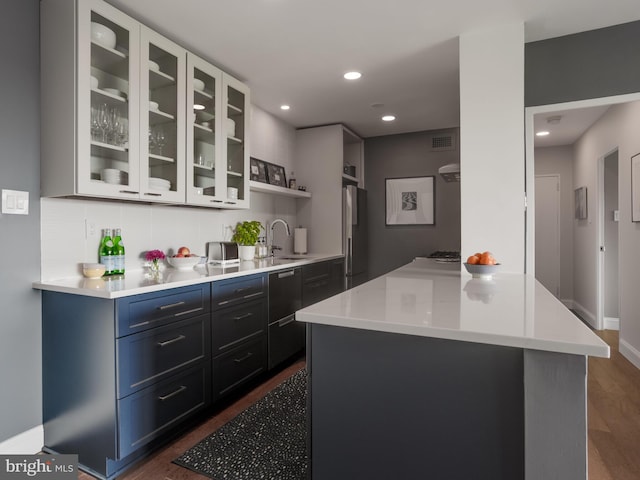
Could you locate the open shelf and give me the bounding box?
[249,180,311,198]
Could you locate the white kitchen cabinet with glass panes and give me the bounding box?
[42,0,248,209]
[186,53,250,209]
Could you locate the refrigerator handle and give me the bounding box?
[346,237,353,275]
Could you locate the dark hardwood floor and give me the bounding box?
[76,331,640,480]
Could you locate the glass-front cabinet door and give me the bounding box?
[139,26,186,203]
[186,53,222,206]
[222,74,250,209]
[77,0,140,199]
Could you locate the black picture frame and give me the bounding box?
[385,176,435,225]
[250,157,268,183]
[266,162,287,188]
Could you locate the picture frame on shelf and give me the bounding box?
[574,186,587,220]
[266,162,287,188]
[632,153,640,221]
[385,176,435,226]
[250,157,268,183]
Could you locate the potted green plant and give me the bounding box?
[231,220,262,260]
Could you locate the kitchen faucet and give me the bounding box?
[267,218,291,256]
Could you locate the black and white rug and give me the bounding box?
[174,369,307,480]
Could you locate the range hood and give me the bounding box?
[438,163,460,182]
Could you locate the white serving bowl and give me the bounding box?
[83,263,106,278]
[166,255,200,270]
[90,22,117,49]
[149,101,159,111]
[463,263,501,279]
[193,78,205,91]
[149,60,160,72]
[90,75,99,89]
[104,88,125,98]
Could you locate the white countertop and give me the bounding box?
[33,254,342,299]
[296,257,610,358]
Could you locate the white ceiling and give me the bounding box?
[108,0,640,139]
[533,105,611,147]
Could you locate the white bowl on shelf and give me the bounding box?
[149,101,159,111]
[90,75,99,89]
[149,60,160,72]
[166,255,200,270]
[104,88,125,98]
[193,78,205,91]
[90,22,117,49]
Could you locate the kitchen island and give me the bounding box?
[296,258,609,480]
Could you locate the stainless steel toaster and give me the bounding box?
[207,241,240,264]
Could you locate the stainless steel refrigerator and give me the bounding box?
[343,185,368,288]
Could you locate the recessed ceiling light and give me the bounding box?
[344,71,362,80]
[536,131,550,136]
[382,115,396,122]
[280,105,290,110]
[193,104,205,111]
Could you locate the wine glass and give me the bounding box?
[154,128,166,156]
[97,104,111,143]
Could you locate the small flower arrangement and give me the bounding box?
[145,249,166,272]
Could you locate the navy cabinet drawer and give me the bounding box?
[116,284,211,337]
[302,262,331,307]
[212,299,267,354]
[212,337,266,401]
[212,274,266,310]
[268,314,305,369]
[117,314,211,398]
[118,363,211,459]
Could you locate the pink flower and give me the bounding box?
[145,249,166,262]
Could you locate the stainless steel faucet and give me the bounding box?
[267,218,291,256]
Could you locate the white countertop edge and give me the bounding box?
[296,311,610,358]
[33,253,343,299]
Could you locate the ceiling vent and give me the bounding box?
[430,133,456,152]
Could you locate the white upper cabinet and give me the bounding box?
[41,0,250,209]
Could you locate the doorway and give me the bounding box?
[535,175,560,297]
[598,150,620,330]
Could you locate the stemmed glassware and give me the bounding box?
[90,103,127,147]
[149,126,166,156]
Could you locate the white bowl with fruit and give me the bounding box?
[464,251,500,279]
[166,246,200,270]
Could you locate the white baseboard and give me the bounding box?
[0,425,43,454]
[572,301,598,329]
[604,316,620,331]
[620,339,640,371]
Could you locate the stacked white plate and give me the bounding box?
[195,175,215,188]
[101,168,128,185]
[149,177,171,190]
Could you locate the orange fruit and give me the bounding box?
[479,252,496,265]
[466,255,480,265]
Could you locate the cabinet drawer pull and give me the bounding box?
[278,270,295,278]
[224,201,237,204]
[158,301,186,310]
[234,287,250,294]
[211,199,223,203]
[157,385,187,401]
[243,291,262,300]
[233,312,253,321]
[174,307,203,317]
[157,334,185,347]
[144,192,162,197]
[119,190,139,194]
[233,352,253,363]
[278,315,297,327]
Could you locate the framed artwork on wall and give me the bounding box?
[632,153,640,221]
[250,157,268,183]
[575,186,588,220]
[385,176,435,225]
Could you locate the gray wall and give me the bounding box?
[0,0,42,443]
[364,129,460,279]
[525,20,640,107]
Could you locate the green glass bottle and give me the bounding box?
[99,228,115,276]
[113,228,125,275]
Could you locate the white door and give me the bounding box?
[535,175,561,297]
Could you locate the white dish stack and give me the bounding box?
[148,177,171,191]
[101,168,128,185]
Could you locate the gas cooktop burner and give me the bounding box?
[426,251,461,262]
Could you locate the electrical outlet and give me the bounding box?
[85,220,96,239]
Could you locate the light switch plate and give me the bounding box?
[2,189,29,215]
